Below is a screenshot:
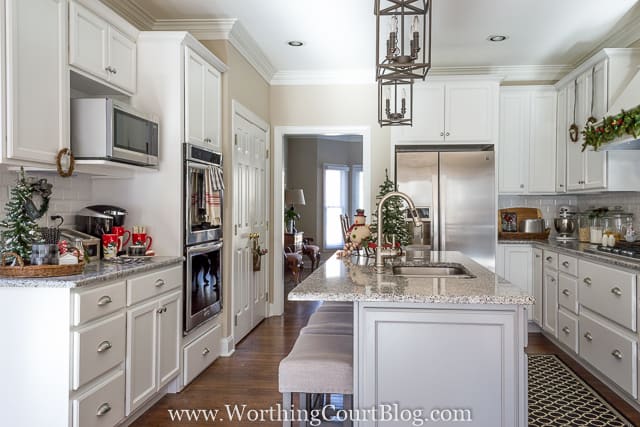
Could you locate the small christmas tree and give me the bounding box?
[0,168,41,262]
[371,169,411,246]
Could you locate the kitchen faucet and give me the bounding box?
[375,191,422,274]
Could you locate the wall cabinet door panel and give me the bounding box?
[445,83,493,142]
[528,91,557,193]
[498,92,529,193]
[69,2,109,80]
[397,84,445,141]
[108,27,136,93]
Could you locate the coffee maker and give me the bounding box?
[76,205,128,237]
[554,206,577,241]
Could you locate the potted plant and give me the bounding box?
[284,207,301,233]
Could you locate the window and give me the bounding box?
[351,165,363,213]
[323,164,349,249]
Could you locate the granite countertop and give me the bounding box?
[498,239,640,271]
[0,256,183,288]
[289,251,534,305]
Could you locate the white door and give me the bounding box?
[498,91,528,194]
[232,107,270,343]
[107,26,136,93]
[555,85,568,193]
[157,291,181,388]
[69,1,109,80]
[6,0,68,164]
[532,249,543,326]
[543,270,558,337]
[582,66,607,190]
[445,82,493,142]
[203,66,221,151]
[126,299,158,415]
[185,47,206,145]
[566,78,585,191]
[396,83,445,141]
[528,90,557,193]
[503,246,533,320]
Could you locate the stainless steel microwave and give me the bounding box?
[71,98,159,167]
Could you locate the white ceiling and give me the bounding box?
[129,0,639,72]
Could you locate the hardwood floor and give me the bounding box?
[132,271,640,426]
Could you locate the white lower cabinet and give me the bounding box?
[557,308,579,354]
[496,244,533,320]
[542,267,558,337]
[126,289,181,415]
[532,248,543,326]
[579,311,638,398]
[72,370,125,427]
[184,323,222,385]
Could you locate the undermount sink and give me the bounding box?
[392,263,475,278]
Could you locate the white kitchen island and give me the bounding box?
[289,251,534,426]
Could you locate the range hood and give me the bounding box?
[597,66,640,150]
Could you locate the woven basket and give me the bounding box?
[0,252,85,278]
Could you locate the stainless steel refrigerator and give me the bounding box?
[395,145,496,269]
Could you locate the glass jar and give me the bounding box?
[589,216,603,244]
[603,210,633,242]
[577,213,591,242]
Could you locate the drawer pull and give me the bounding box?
[562,261,570,268]
[96,403,111,416]
[202,347,210,356]
[546,256,553,262]
[611,349,623,360]
[155,278,166,287]
[562,289,570,296]
[535,254,541,258]
[611,287,622,297]
[97,296,112,306]
[584,332,593,341]
[550,277,556,282]
[583,277,592,286]
[97,341,112,353]
[562,326,571,334]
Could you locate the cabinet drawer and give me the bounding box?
[184,323,221,386]
[558,272,578,315]
[72,313,126,390]
[579,260,636,331]
[72,370,125,427]
[127,266,181,306]
[558,254,578,276]
[73,281,126,326]
[543,250,558,270]
[558,309,578,354]
[579,312,637,397]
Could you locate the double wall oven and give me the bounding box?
[184,144,224,333]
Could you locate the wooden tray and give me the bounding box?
[498,207,550,240]
[0,252,85,278]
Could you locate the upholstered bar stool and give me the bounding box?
[316,301,353,313]
[307,311,353,327]
[279,334,353,427]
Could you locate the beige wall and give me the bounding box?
[202,40,270,337]
[271,85,390,214]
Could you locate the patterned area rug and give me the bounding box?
[529,354,633,426]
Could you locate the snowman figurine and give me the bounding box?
[347,209,371,249]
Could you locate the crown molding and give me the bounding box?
[150,18,276,84]
[271,69,376,86]
[99,0,154,30]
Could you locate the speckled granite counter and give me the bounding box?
[289,251,533,305]
[0,256,183,288]
[499,239,640,271]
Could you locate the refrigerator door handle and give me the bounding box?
[440,174,446,252]
[432,169,440,251]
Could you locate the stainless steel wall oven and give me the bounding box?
[183,144,224,333]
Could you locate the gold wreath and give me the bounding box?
[56,148,75,177]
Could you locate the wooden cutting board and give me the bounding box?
[498,207,549,240]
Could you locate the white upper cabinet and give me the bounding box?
[185,47,222,151]
[498,87,557,195]
[555,85,568,192]
[4,0,69,164]
[392,78,499,145]
[69,1,137,94]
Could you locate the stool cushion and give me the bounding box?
[279,334,353,394]
[300,324,353,335]
[316,303,353,313]
[307,311,353,326]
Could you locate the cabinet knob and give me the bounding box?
[157,307,167,314]
[584,332,593,341]
[562,261,570,268]
[550,277,556,282]
[445,132,450,137]
[520,184,524,189]
[611,287,622,297]
[104,66,112,73]
[440,132,444,137]
[97,295,112,307]
[96,403,112,417]
[562,326,570,334]
[202,347,211,356]
[562,289,570,296]
[583,277,592,285]
[97,341,112,353]
[546,256,553,262]
[535,255,541,258]
[559,184,564,187]
[611,349,623,360]
[155,279,166,287]
[112,67,117,75]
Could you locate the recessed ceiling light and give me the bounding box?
[288,41,304,47]
[487,35,508,42]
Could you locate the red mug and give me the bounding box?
[132,233,153,251]
[102,234,121,259]
[112,226,131,247]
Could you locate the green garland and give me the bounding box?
[582,105,640,151]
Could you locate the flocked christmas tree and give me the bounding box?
[0,168,41,262]
[371,169,411,246]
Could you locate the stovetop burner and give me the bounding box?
[593,241,640,259]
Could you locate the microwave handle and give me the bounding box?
[187,241,223,256]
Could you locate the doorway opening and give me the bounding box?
[271,126,371,317]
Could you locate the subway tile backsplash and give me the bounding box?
[0,169,94,228]
[498,195,578,232]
